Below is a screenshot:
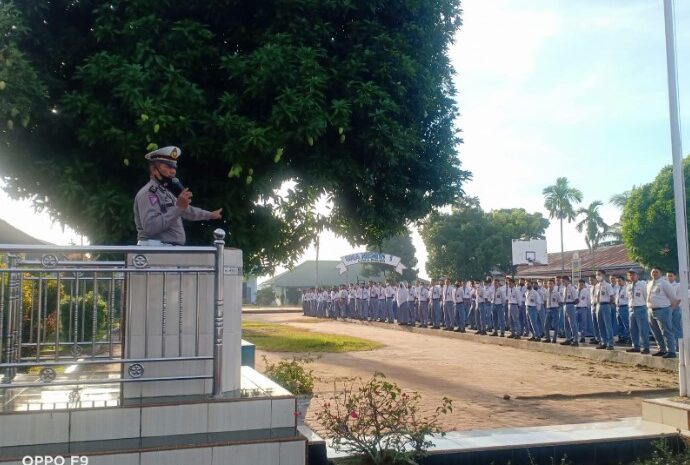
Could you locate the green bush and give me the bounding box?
[631,439,688,465]
[262,355,315,395]
[256,287,277,306]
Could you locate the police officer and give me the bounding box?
[134,146,222,245]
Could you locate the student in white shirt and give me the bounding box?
[560,276,579,347]
[431,280,443,328]
[442,279,455,330]
[588,276,600,345]
[525,281,541,340]
[666,271,682,341]
[625,270,649,354]
[490,278,506,337]
[396,282,410,325]
[594,270,616,350]
[454,280,466,332]
[575,279,591,344]
[506,278,521,339]
[418,283,430,327]
[615,275,630,344]
[543,279,562,343]
[647,267,680,358]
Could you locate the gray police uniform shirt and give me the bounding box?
[134,179,213,245]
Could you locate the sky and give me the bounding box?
[1,0,689,280]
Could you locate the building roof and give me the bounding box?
[0,219,48,245]
[262,260,390,288]
[515,244,641,279]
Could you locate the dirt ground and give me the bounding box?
[248,313,678,435]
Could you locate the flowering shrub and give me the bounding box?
[316,373,453,465]
[262,355,315,395]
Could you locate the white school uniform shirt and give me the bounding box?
[525,289,538,307]
[576,287,590,308]
[545,288,562,308]
[408,286,416,302]
[464,285,472,299]
[454,286,464,303]
[355,287,362,299]
[627,280,647,307]
[362,288,369,300]
[595,280,614,304]
[475,285,484,303]
[431,285,442,300]
[589,284,597,307]
[485,284,495,303]
[370,286,377,299]
[339,289,347,299]
[535,288,544,306]
[396,286,408,305]
[349,288,356,300]
[647,278,677,309]
[378,286,386,300]
[616,285,628,306]
[386,285,394,298]
[443,285,455,302]
[506,286,519,304]
[419,287,429,302]
[491,285,505,305]
[562,284,578,303]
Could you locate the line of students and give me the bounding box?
[301,267,682,359]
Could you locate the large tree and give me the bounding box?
[542,177,583,274]
[420,199,549,279]
[363,230,419,282]
[0,0,467,274]
[622,157,690,271]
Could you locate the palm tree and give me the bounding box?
[600,222,623,246]
[609,191,631,210]
[575,201,609,266]
[543,177,583,273]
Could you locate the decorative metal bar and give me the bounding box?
[195,272,200,357]
[28,279,35,344]
[212,229,226,397]
[16,271,24,365]
[0,374,212,389]
[162,273,167,357]
[143,273,148,358]
[0,266,5,365]
[55,272,61,361]
[108,274,115,358]
[5,255,18,381]
[178,272,183,356]
[0,355,211,368]
[92,272,98,358]
[72,272,80,357]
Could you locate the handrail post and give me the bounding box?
[212,229,226,397]
[5,255,18,382]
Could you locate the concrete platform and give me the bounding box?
[642,397,690,430]
[327,418,680,465]
[337,319,678,371]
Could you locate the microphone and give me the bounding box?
[171,177,185,191]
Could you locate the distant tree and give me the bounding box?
[363,231,419,282]
[543,177,583,274]
[622,158,690,271]
[421,199,549,279]
[256,287,278,307]
[485,208,550,275]
[0,0,468,275]
[600,222,623,247]
[575,201,608,266]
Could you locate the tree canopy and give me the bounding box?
[622,157,690,272]
[363,230,419,282]
[0,0,467,274]
[420,199,550,279]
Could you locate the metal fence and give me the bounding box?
[0,230,226,409]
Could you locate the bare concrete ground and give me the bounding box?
[248,314,677,435]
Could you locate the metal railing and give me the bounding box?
[0,229,226,408]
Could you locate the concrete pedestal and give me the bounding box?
[123,249,242,398]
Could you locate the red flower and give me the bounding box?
[350,411,359,419]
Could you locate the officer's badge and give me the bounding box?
[148,194,159,206]
[170,148,179,159]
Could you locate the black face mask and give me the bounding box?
[155,169,183,196]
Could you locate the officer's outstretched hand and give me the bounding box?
[176,189,192,209]
[210,208,223,220]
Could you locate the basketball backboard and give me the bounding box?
[511,239,548,265]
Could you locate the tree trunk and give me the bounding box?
[561,218,565,275]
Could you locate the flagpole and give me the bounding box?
[662,0,690,395]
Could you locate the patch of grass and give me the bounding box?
[242,321,383,353]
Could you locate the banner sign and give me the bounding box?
[336,252,407,275]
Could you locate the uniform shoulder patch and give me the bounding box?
[148,185,158,193]
[148,194,159,206]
